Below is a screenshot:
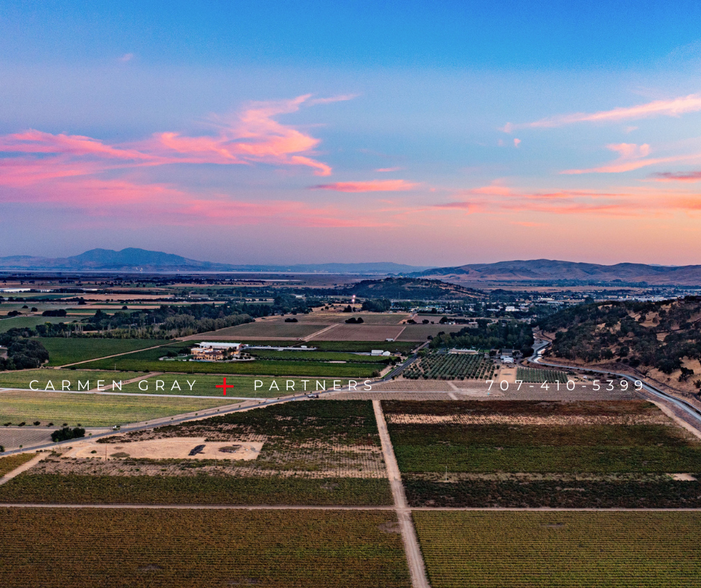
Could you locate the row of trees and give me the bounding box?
[430,319,534,356]
[0,334,49,370]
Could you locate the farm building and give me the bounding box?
[191,342,242,361]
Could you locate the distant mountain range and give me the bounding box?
[1,250,700,285]
[0,248,429,275]
[414,259,701,286]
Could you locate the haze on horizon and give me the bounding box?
[2,1,701,268]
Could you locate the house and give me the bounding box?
[191,342,242,361]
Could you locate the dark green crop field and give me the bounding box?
[404,475,701,508]
[39,338,170,366]
[0,475,392,506]
[414,511,701,587]
[80,349,383,377]
[0,508,409,587]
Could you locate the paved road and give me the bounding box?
[529,339,701,435]
[373,400,430,588]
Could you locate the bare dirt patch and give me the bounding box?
[66,438,264,460]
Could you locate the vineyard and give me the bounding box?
[0,401,394,505]
[0,453,35,477]
[403,353,495,380]
[414,511,701,587]
[516,367,568,383]
[0,474,393,505]
[405,475,701,508]
[0,508,411,587]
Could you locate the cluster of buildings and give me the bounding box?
[191,342,242,361]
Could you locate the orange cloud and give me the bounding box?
[431,183,701,218]
[503,93,701,131]
[310,179,418,192]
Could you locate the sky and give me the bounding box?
[2,1,701,267]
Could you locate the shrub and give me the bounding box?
[51,427,86,443]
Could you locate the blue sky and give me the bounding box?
[2,2,701,265]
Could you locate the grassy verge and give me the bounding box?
[0,508,409,587]
[414,511,701,587]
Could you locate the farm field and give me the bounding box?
[194,321,325,339]
[414,511,701,587]
[0,369,143,390]
[384,399,701,506]
[39,337,169,366]
[291,312,410,325]
[0,509,410,587]
[396,324,465,341]
[0,400,393,504]
[385,400,701,473]
[120,374,358,397]
[403,352,495,380]
[248,349,391,363]
[0,316,75,333]
[310,324,405,341]
[78,347,384,377]
[0,390,233,427]
[517,366,569,383]
[0,453,35,476]
[0,475,392,505]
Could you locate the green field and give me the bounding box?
[0,316,75,333]
[0,369,143,390]
[246,340,416,353]
[121,374,357,397]
[80,347,384,377]
[0,475,392,505]
[0,390,233,427]
[0,453,35,475]
[248,349,391,363]
[385,400,700,474]
[38,338,169,366]
[517,366,569,383]
[389,422,701,473]
[414,511,701,587]
[0,509,409,587]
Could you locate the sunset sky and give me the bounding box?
[2,1,701,266]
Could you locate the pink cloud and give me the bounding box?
[562,143,701,175]
[118,53,134,63]
[310,179,418,192]
[513,138,521,148]
[650,171,701,182]
[375,167,402,173]
[504,93,701,131]
[0,95,338,189]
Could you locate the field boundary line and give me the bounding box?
[373,399,430,588]
[303,323,340,341]
[3,503,701,511]
[57,343,171,368]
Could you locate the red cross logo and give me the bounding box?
[216,377,234,396]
